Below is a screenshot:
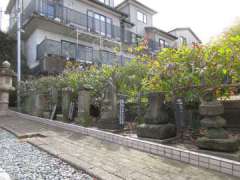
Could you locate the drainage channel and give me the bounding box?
[0,129,94,180]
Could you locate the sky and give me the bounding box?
[1,0,240,43]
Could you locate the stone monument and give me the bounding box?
[137,92,176,140]
[196,91,239,152]
[76,87,92,126]
[98,76,119,130]
[0,61,15,116]
[62,87,73,122]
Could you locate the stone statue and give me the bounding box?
[98,75,119,130]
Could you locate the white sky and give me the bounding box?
[1,0,240,43]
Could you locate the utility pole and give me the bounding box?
[17,0,22,110]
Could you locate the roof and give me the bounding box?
[169,27,202,43]
[145,27,178,40]
[116,0,157,15]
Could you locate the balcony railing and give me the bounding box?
[37,39,132,65]
[21,0,137,44]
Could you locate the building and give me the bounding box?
[169,27,202,48]
[6,0,201,74]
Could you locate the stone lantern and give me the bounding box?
[137,92,176,140]
[196,90,239,152]
[0,61,15,116]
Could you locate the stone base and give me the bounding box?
[43,112,50,119]
[0,103,8,116]
[97,111,120,130]
[76,113,92,127]
[196,137,239,152]
[56,114,63,121]
[137,123,176,140]
[97,119,120,130]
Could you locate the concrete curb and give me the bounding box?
[8,110,240,178]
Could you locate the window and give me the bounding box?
[47,3,55,18]
[98,0,114,7]
[159,39,165,49]
[137,11,147,24]
[87,10,113,38]
[106,18,112,38]
[179,36,187,46]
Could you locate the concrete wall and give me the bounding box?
[117,1,154,36]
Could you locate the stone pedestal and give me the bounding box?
[196,100,239,152]
[62,88,73,122]
[0,61,15,116]
[76,88,92,126]
[98,77,119,130]
[137,92,176,140]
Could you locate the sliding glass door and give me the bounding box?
[87,10,113,38]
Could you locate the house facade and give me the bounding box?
[6,0,201,74]
[169,28,202,48]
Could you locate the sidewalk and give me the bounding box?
[0,115,238,180]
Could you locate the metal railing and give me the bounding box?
[37,39,132,66]
[21,0,137,44]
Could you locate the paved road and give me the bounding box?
[0,115,239,180]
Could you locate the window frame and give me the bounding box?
[87,10,113,38]
[137,11,147,24]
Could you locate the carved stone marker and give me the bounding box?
[196,98,239,152]
[98,77,119,130]
[137,92,176,140]
[76,87,92,126]
[62,87,73,122]
[0,61,15,116]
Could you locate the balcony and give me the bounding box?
[37,39,132,73]
[20,0,137,45]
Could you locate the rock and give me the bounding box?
[199,101,224,116]
[196,137,239,152]
[137,123,176,140]
[201,116,226,128]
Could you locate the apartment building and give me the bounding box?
[6,0,201,74]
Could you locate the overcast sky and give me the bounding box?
[1,0,240,43]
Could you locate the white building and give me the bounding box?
[6,0,201,74]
